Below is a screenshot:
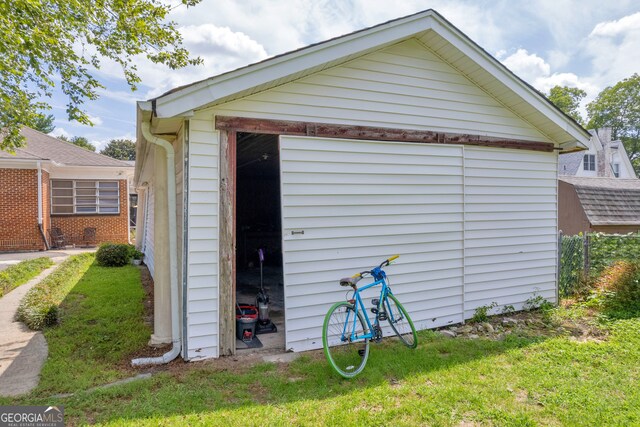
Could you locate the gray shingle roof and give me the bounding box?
[559,151,584,175]
[560,176,640,225]
[0,127,132,167]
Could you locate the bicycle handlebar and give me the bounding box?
[352,255,400,278]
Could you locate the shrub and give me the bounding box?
[96,243,132,267]
[589,233,640,275]
[471,302,497,323]
[524,292,554,312]
[17,253,94,330]
[593,260,640,318]
[131,248,144,260]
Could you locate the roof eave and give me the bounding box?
[0,158,51,168]
[558,140,588,153]
[134,102,153,187]
[590,220,640,226]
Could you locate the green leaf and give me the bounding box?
[0,0,203,151]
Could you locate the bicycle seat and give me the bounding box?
[340,275,362,287]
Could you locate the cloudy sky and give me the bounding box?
[47,0,640,149]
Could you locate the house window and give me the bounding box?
[583,154,596,171]
[51,180,120,214]
[612,163,620,177]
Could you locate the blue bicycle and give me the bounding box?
[322,255,418,378]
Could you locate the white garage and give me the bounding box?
[133,9,589,361]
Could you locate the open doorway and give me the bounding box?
[235,132,285,352]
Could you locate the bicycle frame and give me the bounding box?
[343,275,398,342]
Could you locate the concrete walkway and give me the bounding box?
[0,248,92,272]
[0,257,67,397]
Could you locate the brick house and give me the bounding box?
[0,126,134,252]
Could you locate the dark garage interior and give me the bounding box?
[235,132,285,351]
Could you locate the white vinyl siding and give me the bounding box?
[463,147,558,316]
[211,39,550,143]
[186,118,219,360]
[280,136,465,352]
[142,186,155,279]
[184,36,561,359]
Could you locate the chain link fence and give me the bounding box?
[559,232,640,298]
[559,234,585,297]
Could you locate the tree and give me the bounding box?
[0,0,202,151]
[101,139,136,160]
[587,74,640,173]
[547,85,587,125]
[58,135,96,152]
[32,114,56,134]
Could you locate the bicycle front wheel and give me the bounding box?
[385,294,418,348]
[322,302,370,378]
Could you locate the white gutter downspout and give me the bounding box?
[132,122,180,366]
[37,161,50,250]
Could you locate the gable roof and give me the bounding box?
[0,127,132,167]
[560,176,640,225]
[143,9,590,148]
[559,151,584,176]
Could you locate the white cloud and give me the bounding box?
[96,88,139,105]
[501,49,550,83]
[585,12,640,87]
[534,73,598,96]
[546,50,570,69]
[180,24,268,60]
[91,133,136,151]
[499,49,598,100]
[87,115,103,126]
[92,23,269,100]
[590,12,640,37]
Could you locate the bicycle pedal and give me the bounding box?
[378,313,388,321]
[371,308,379,315]
[371,299,379,306]
[373,325,383,343]
[358,349,366,357]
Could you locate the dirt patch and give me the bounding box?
[437,308,609,343]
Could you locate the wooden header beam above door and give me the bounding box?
[215,116,556,153]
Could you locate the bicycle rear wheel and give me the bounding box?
[322,302,370,378]
[384,294,418,348]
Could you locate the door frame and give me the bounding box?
[219,130,237,355]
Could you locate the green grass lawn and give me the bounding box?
[0,257,53,298]
[2,259,638,425]
[64,319,638,427]
[36,258,150,394]
[0,254,150,401]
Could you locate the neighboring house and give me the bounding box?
[133,9,590,361]
[558,128,639,235]
[559,128,636,179]
[0,126,134,251]
[559,177,640,235]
